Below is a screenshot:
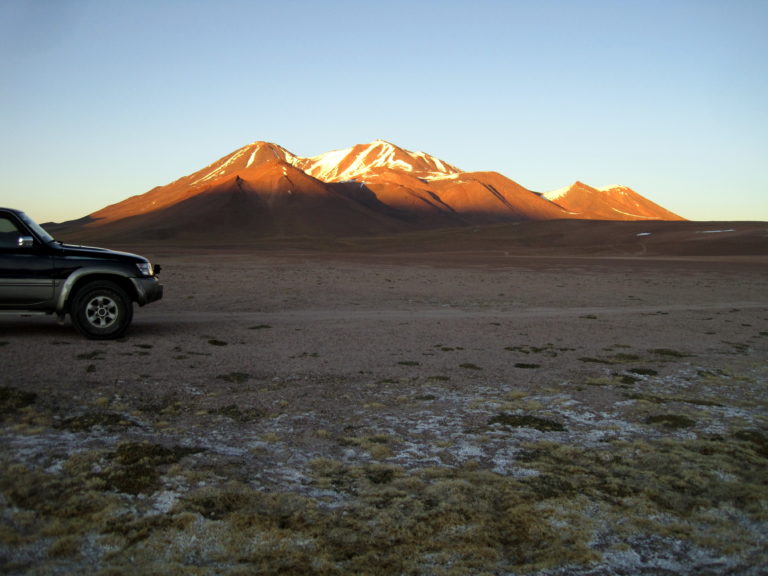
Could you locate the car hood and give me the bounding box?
[56,242,147,263]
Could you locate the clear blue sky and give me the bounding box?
[2,0,767,223]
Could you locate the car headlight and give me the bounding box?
[136,262,154,276]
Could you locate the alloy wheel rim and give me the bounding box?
[85,296,118,328]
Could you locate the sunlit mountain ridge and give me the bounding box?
[50,139,685,242]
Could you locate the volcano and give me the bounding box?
[49,139,685,242]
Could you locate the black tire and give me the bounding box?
[70,281,133,340]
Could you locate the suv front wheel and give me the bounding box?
[71,281,133,340]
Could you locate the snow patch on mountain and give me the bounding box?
[542,185,572,202]
[611,207,656,219]
[303,147,353,181]
[191,147,252,186]
[302,140,459,183]
[599,185,632,196]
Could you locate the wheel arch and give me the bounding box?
[58,272,138,314]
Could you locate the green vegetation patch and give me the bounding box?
[488,413,565,432]
[211,404,264,422]
[584,376,622,387]
[338,434,396,459]
[518,437,768,520]
[514,362,540,369]
[649,348,691,358]
[101,442,202,495]
[57,412,137,431]
[627,367,658,376]
[608,353,642,362]
[297,461,597,573]
[579,357,612,364]
[0,386,37,415]
[216,372,252,383]
[504,344,573,357]
[1,457,120,544]
[580,354,642,365]
[76,350,106,360]
[734,429,768,458]
[644,414,697,429]
[625,392,723,408]
[2,430,766,574]
[459,363,482,370]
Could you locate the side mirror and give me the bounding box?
[18,236,34,248]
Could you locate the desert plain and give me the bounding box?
[1,226,767,575]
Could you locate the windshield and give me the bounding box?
[18,212,55,244]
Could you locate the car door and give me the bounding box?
[0,214,54,307]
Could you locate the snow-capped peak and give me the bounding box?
[301,139,460,183]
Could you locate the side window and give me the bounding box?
[0,216,22,248]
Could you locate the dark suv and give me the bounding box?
[0,207,162,339]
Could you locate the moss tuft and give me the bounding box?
[212,404,263,422]
[649,348,690,358]
[459,363,483,370]
[0,386,37,415]
[57,412,136,431]
[514,362,541,369]
[216,372,251,383]
[488,413,565,432]
[734,429,768,457]
[76,350,105,360]
[628,367,659,376]
[101,442,201,495]
[645,414,697,429]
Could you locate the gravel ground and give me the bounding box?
[1,250,767,575]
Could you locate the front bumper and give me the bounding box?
[131,276,164,306]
